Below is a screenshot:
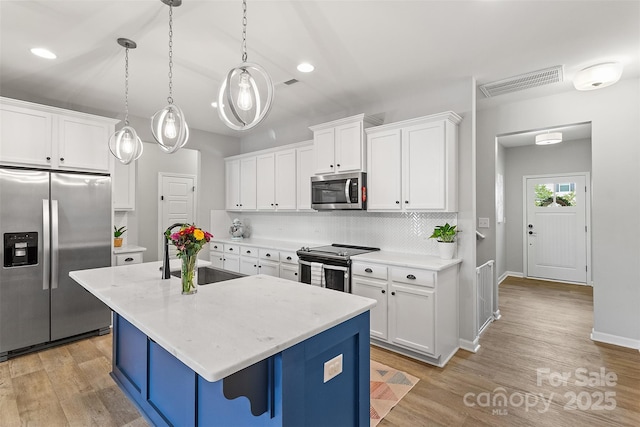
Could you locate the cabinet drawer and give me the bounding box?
[259,248,279,262]
[115,253,143,266]
[391,267,434,287]
[210,242,223,252]
[240,245,258,258]
[280,251,298,264]
[224,244,240,254]
[352,262,388,280]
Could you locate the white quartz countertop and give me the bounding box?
[69,261,375,382]
[113,245,147,255]
[210,237,325,252]
[352,251,462,271]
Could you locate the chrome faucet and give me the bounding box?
[162,223,185,279]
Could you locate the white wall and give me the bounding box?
[496,143,506,278]
[477,77,640,348]
[504,138,592,274]
[125,115,241,261]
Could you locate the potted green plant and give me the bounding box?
[429,223,457,259]
[114,226,126,248]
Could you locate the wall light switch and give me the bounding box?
[323,354,343,383]
[478,217,490,228]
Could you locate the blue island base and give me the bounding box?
[111,312,370,426]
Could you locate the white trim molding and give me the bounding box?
[499,271,523,284]
[459,337,480,353]
[591,329,640,350]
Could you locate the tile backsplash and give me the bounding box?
[214,211,457,256]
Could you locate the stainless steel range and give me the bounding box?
[297,244,380,293]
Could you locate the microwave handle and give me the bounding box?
[345,178,351,202]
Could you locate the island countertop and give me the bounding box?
[69,261,375,382]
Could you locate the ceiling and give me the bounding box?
[498,122,592,148]
[1,1,638,138]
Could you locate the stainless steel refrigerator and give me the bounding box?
[0,167,112,360]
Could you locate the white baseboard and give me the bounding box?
[591,328,640,350]
[459,337,480,353]
[498,271,523,284]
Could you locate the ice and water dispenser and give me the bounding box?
[3,232,38,267]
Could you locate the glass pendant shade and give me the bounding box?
[218,62,274,131]
[109,125,143,164]
[151,104,189,153]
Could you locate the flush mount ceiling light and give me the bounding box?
[535,132,563,145]
[573,62,623,91]
[30,47,56,59]
[109,38,143,165]
[151,0,189,153]
[218,0,274,131]
[297,62,314,73]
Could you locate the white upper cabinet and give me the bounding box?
[225,156,256,211]
[256,149,297,211]
[310,114,383,175]
[0,97,116,172]
[57,115,112,172]
[0,103,53,167]
[113,159,136,210]
[296,144,314,211]
[366,112,461,212]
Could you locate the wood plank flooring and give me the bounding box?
[1,276,639,426]
[374,276,640,426]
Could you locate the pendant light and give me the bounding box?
[218,0,274,131]
[109,38,143,165]
[151,0,189,153]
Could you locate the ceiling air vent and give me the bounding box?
[479,65,564,98]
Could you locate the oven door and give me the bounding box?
[299,260,350,293]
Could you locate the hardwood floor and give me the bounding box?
[374,276,640,426]
[2,276,638,426]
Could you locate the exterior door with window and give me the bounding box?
[525,175,588,283]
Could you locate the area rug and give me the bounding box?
[370,360,419,426]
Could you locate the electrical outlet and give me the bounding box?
[478,217,490,228]
[323,354,343,383]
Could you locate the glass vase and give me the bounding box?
[181,253,198,295]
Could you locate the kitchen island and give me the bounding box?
[70,261,375,427]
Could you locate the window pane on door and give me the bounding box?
[534,183,577,207]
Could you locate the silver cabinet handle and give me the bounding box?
[42,200,50,290]
[51,200,59,289]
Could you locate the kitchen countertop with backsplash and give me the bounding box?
[352,251,461,271]
[209,237,326,252]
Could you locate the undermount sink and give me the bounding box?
[170,266,245,285]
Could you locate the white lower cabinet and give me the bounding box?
[115,252,143,266]
[352,260,459,367]
[209,242,240,272]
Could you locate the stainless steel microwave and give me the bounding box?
[311,172,367,210]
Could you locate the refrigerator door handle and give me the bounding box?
[42,199,50,290]
[51,199,59,290]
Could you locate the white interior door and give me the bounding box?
[159,173,196,259]
[525,174,588,283]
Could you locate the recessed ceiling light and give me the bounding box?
[297,62,314,73]
[211,101,218,108]
[30,47,57,59]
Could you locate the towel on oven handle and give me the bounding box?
[310,262,324,286]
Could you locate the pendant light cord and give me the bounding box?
[241,0,247,62]
[167,1,174,104]
[124,46,130,126]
